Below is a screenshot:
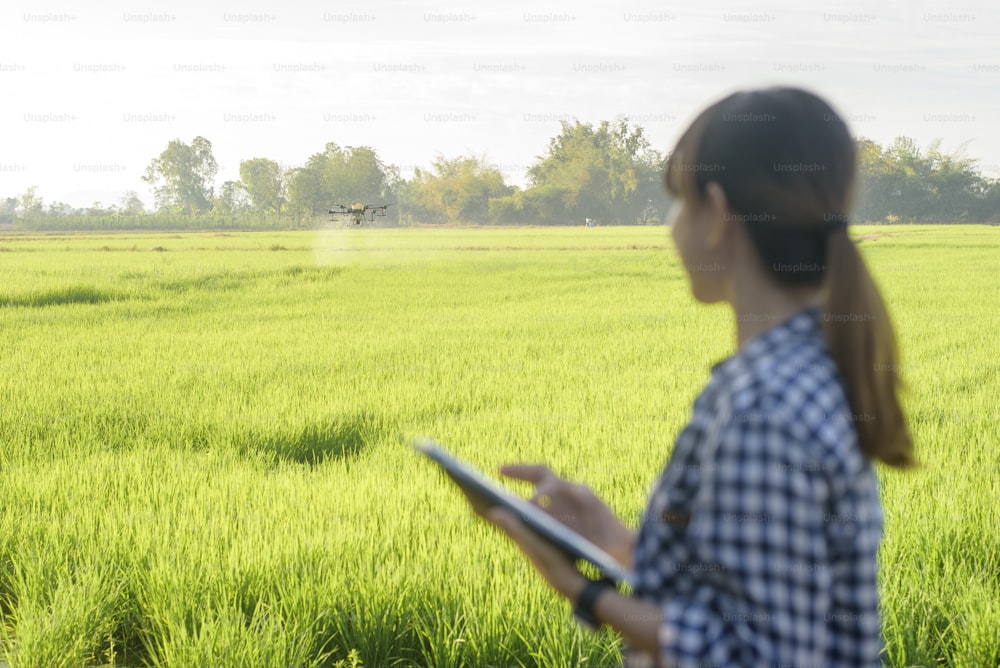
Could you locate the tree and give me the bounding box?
[239,157,284,213]
[286,143,399,224]
[214,180,252,215]
[404,155,512,223]
[526,118,666,224]
[15,186,44,219]
[119,191,145,216]
[142,136,218,214]
[854,138,892,222]
[854,136,999,223]
[338,146,392,204]
[319,144,396,208]
[86,201,113,217]
[923,140,989,222]
[47,201,75,217]
[285,166,323,222]
[634,152,671,224]
[0,197,18,224]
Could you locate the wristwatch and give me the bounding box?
[572,577,615,631]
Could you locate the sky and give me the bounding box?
[1,0,998,209]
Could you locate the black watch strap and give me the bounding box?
[572,577,615,630]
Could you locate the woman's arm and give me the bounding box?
[590,586,663,657]
[496,464,639,568]
[486,507,662,659]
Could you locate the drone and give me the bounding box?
[328,203,391,226]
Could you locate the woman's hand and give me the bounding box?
[483,507,588,601]
[458,465,664,654]
[498,464,636,568]
[454,479,587,601]
[455,462,635,598]
[485,507,663,657]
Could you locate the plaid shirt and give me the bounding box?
[624,306,883,667]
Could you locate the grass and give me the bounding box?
[0,225,997,666]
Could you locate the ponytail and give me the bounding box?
[824,229,916,468]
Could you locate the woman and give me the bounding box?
[479,87,915,667]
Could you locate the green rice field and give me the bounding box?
[0,225,997,667]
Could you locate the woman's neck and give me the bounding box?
[730,276,824,350]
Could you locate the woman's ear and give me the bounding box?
[702,182,731,250]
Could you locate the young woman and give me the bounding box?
[478,87,915,667]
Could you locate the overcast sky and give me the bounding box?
[1,0,997,208]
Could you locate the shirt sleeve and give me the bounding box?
[657,400,833,667]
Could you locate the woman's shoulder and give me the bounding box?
[712,332,867,476]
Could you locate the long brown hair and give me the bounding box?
[664,87,915,468]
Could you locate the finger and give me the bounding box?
[486,507,517,530]
[567,482,593,504]
[486,508,534,546]
[498,464,554,484]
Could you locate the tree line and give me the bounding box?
[4,123,1000,229]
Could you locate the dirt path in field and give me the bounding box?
[856,232,895,241]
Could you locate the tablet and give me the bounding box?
[414,438,635,586]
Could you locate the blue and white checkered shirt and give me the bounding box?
[624,306,883,667]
